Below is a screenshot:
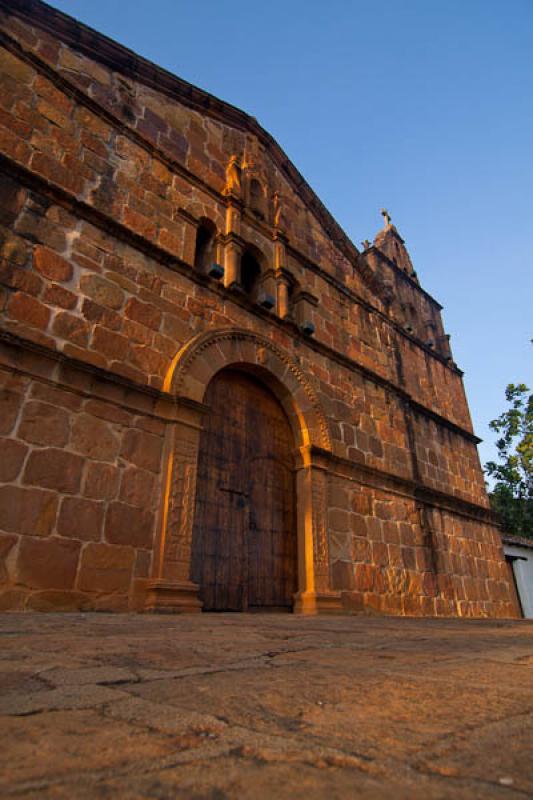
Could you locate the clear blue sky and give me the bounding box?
[48,0,533,472]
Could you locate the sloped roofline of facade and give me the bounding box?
[3,0,362,264]
[4,0,447,312]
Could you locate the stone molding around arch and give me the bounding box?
[164,327,332,451]
[144,328,339,616]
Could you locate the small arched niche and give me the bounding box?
[285,275,299,319]
[249,178,266,220]
[194,218,217,273]
[402,301,417,335]
[241,244,265,302]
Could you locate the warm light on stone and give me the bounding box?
[0,0,519,618]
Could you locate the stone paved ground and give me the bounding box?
[0,614,532,799]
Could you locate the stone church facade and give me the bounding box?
[0,0,518,616]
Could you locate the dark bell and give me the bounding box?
[208,263,224,280]
[258,292,275,310]
[301,320,315,336]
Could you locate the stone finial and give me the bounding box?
[380,208,391,227]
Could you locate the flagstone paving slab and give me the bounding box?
[0,613,531,799]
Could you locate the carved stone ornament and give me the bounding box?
[224,155,242,197]
[164,327,332,452]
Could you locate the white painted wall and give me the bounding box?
[503,543,533,619]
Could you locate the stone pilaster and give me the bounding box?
[292,290,319,331]
[293,446,341,614]
[178,209,199,267]
[223,237,243,289]
[273,235,286,270]
[275,268,293,320]
[222,197,243,289]
[145,402,205,613]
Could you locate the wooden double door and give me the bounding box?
[191,369,297,611]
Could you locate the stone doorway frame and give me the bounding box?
[144,328,341,614]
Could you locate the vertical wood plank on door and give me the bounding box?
[191,369,297,611]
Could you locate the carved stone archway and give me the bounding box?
[145,328,341,615]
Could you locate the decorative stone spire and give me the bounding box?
[373,210,417,280]
[380,208,392,227]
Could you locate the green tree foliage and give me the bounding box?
[485,383,533,537]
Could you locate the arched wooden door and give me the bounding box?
[191,369,297,611]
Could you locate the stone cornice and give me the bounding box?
[0,152,479,444]
[0,330,490,526]
[0,19,462,378]
[1,1,447,320]
[1,1,361,274]
[0,331,212,424]
[285,241,462,375]
[309,446,497,527]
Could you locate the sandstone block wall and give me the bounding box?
[327,477,513,617]
[0,0,518,617]
[0,340,166,610]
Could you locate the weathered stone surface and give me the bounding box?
[119,466,158,509]
[23,448,84,494]
[0,175,26,226]
[0,533,18,584]
[84,399,132,426]
[329,509,350,533]
[52,311,90,346]
[0,684,123,716]
[120,429,162,473]
[0,388,24,435]
[331,560,355,590]
[16,536,80,589]
[30,382,83,411]
[352,492,373,515]
[43,665,136,687]
[33,245,73,281]
[42,283,77,309]
[83,461,119,500]
[0,47,35,85]
[0,437,27,481]
[70,413,119,462]
[0,614,531,799]
[25,589,89,611]
[77,542,135,592]
[134,548,151,578]
[124,297,162,331]
[0,485,58,537]
[80,274,124,309]
[57,497,104,542]
[0,589,26,610]
[91,325,129,360]
[104,502,154,549]
[8,292,50,329]
[0,2,518,621]
[17,400,70,446]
